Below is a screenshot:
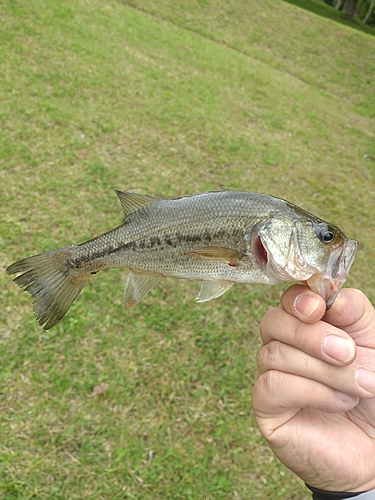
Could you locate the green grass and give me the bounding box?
[1,0,374,498]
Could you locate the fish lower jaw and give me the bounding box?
[306,272,344,307]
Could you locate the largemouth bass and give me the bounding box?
[6,190,357,329]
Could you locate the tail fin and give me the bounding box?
[6,247,88,330]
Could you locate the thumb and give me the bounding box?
[323,289,375,348]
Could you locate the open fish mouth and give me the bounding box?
[307,239,358,308]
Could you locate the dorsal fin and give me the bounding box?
[115,190,163,218]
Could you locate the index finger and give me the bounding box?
[260,285,357,365]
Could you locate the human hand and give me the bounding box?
[252,285,375,492]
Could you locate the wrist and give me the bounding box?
[306,485,375,500]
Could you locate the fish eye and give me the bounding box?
[320,228,335,244]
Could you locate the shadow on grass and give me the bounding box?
[281,0,375,37]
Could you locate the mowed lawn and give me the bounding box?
[1,0,374,498]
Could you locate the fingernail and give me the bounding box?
[356,368,375,395]
[323,335,356,363]
[337,391,359,406]
[294,293,320,319]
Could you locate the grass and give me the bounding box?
[1,0,374,498]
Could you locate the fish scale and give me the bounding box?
[6,190,357,329]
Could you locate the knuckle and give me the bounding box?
[259,307,282,342]
[257,341,285,370]
[256,369,282,397]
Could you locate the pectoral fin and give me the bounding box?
[186,246,243,267]
[124,269,161,307]
[197,280,235,302]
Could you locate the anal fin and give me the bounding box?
[197,280,235,303]
[124,269,161,307]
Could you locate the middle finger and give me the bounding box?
[257,341,375,399]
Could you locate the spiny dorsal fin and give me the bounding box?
[115,191,163,219]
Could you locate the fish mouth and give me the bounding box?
[307,239,358,308]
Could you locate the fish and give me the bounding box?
[6,190,357,330]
